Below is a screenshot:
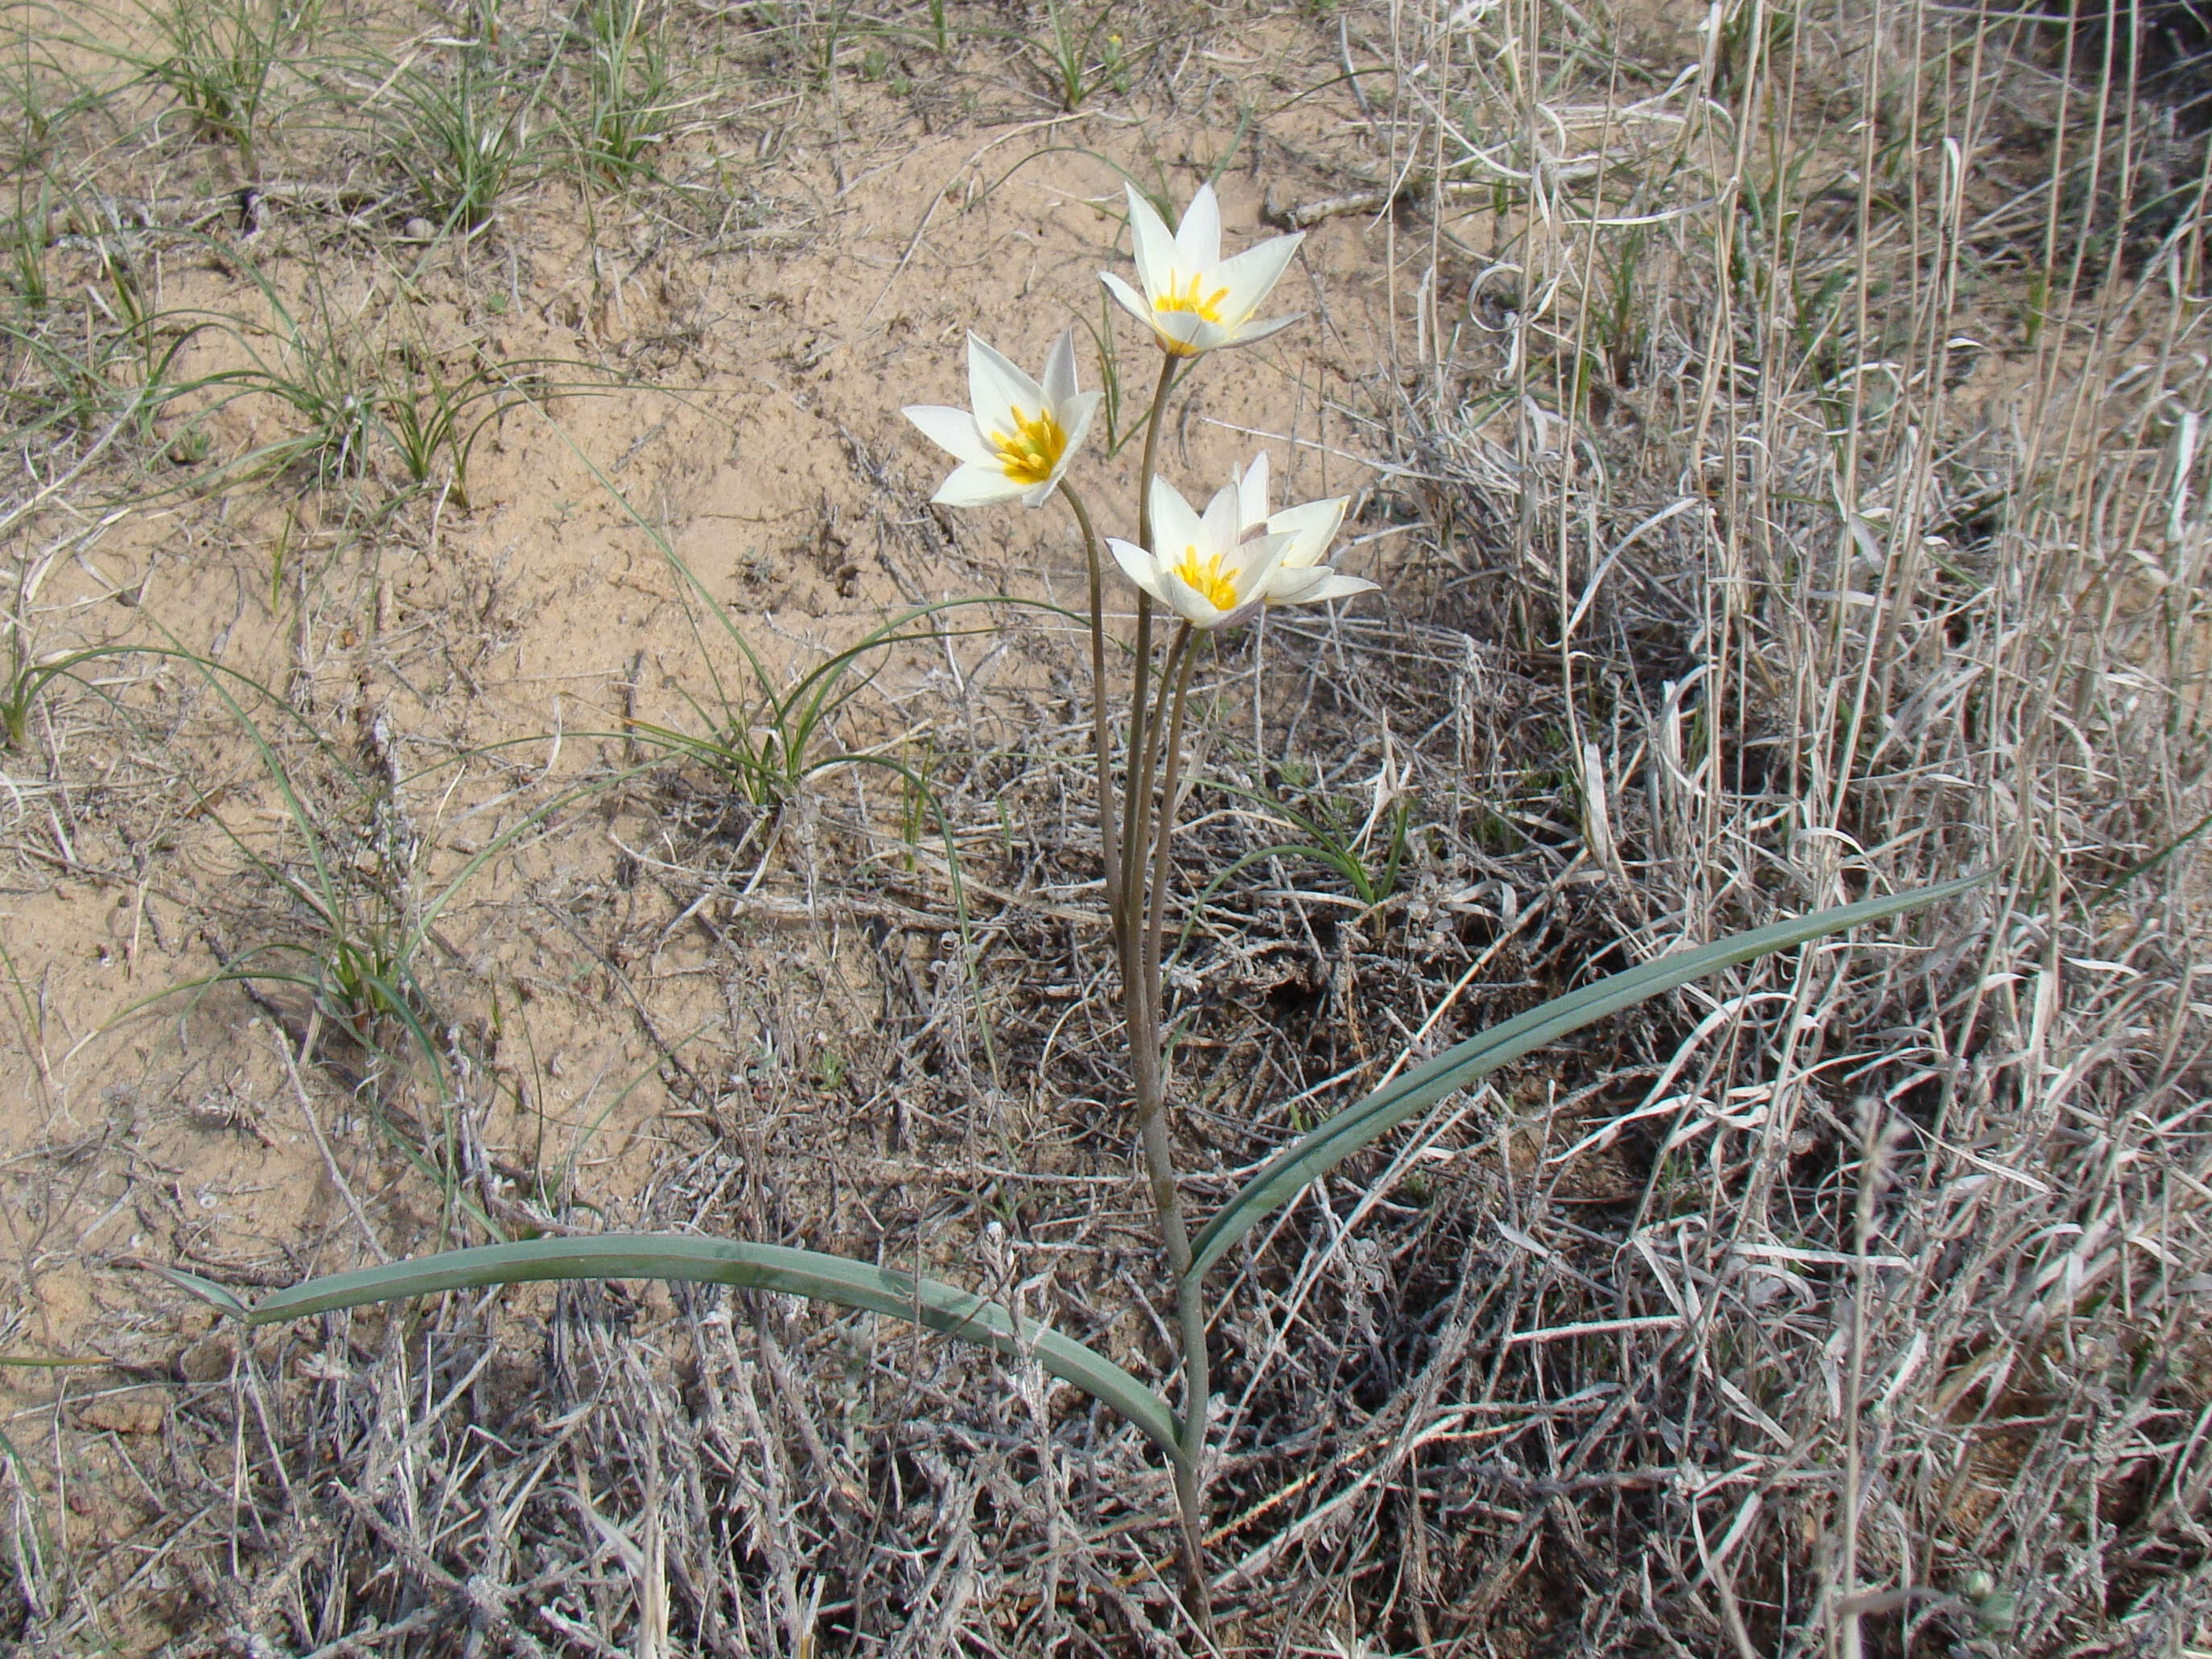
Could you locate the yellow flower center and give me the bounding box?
[1155,271,1230,323]
[989,404,1066,486]
[1172,545,1239,611]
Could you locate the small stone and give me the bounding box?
[403,216,435,241]
[176,1331,237,1384]
[77,1391,165,1435]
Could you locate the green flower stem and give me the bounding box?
[1057,480,1121,918]
[1122,585,1153,927]
[1122,621,1187,969]
[1118,621,1210,1624]
[1143,624,1211,1529]
[1143,624,1201,1019]
[1125,905,1210,1619]
[1135,349,1183,553]
[1106,345,1210,1628]
[1119,351,1185,924]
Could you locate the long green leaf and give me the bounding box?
[1188,875,1985,1284]
[155,1236,1180,1457]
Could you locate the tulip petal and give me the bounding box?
[1210,232,1304,329]
[1235,451,1271,534]
[1269,566,1379,606]
[1216,595,1270,630]
[1230,529,1296,598]
[1222,311,1300,350]
[1058,389,1102,460]
[1201,480,1242,552]
[1263,563,1328,604]
[1267,496,1348,568]
[904,403,990,465]
[1107,537,1166,602]
[1156,562,1225,628]
[1176,181,1222,269]
[1147,475,1205,557]
[1295,570,1381,603]
[1148,307,1208,355]
[966,333,1046,438]
[1101,270,1155,331]
[1125,184,1178,302]
[1040,328,1080,408]
[933,460,1023,507]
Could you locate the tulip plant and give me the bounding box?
[903,183,1382,1610]
[160,179,1980,1640]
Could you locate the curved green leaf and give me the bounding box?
[159,1236,1180,1457]
[1188,875,1986,1284]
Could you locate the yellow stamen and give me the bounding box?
[1154,270,1230,323]
[1171,545,1238,611]
[989,403,1066,486]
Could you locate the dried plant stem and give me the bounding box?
[1835,1109,1894,1659]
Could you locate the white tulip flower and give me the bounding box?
[1100,183,1304,358]
[903,330,1101,508]
[1231,451,1379,607]
[1107,475,1296,631]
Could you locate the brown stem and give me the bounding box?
[1136,350,1181,554]
[1125,623,1211,1634]
[1121,620,1190,988]
[1125,921,1213,1635]
[1143,628,1200,1025]
[1057,480,1119,919]
[1116,348,1213,1636]
[1120,593,1154,946]
[1127,979,1210,1628]
[1148,632,1213,1608]
[1171,1277,1213,1630]
[1118,352,1184,938]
